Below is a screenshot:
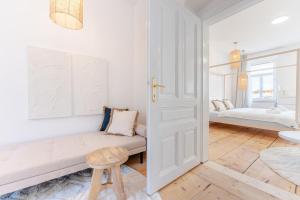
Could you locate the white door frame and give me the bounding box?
[200,0,264,162]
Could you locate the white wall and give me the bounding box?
[209,60,235,101]
[209,73,225,100]
[209,66,233,101]
[247,47,297,109]
[225,75,233,101]
[276,53,297,107]
[133,0,147,124]
[0,0,142,146]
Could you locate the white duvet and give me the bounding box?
[217,108,297,128]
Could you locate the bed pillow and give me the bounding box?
[106,110,138,137]
[212,100,227,111]
[209,101,216,111]
[223,100,235,110]
[100,107,128,131]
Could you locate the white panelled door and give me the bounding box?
[147,0,202,194]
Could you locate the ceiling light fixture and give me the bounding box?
[271,16,289,25]
[229,42,241,69]
[239,73,248,91]
[50,0,83,30]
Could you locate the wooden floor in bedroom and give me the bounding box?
[209,123,300,196]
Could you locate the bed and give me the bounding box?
[210,108,298,131]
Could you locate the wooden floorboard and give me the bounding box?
[190,184,242,200]
[160,172,213,200]
[215,133,277,173]
[245,159,296,193]
[192,163,286,200]
[209,130,256,160]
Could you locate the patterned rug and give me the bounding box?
[260,147,300,185]
[0,166,161,200]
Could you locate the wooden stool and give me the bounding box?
[86,147,129,200]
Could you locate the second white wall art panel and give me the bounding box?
[72,55,109,116]
[28,47,72,119]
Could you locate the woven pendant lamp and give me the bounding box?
[229,42,241,69]
[50,0,83,30]
[239,73,248,90]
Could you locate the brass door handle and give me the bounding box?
[152,78,165,103]
[153,83,165,88]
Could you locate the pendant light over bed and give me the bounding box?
[229,42,241,69]
[50,0,83,30]
[239,72,248,90]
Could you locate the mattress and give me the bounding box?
[209,111,219,121]
[0,132,146,186]
[210,108,298,129]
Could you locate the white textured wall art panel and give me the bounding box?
[28,47,72,119]
[72,55,108,116]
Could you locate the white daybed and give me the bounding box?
[210,108,297,131]
[0,131,146,196]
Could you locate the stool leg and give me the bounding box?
[107,168,112,184]
[111,166,126,200]
[89,169,103,200]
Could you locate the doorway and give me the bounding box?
[206,0,300,196]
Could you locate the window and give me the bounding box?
[249,63,274,101]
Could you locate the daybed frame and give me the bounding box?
[0,132,146,196]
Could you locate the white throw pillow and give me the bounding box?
[212,100,227,111]
[107,110,138,136]
[135,124,147,137]
[223,99,234,110]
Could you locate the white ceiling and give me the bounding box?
[183,0,210,12]
[210,0,300,65]
[182,0,242,16]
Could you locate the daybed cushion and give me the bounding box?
[135,124,147,137]
[0,132,146,186]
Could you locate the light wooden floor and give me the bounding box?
[126,152,147,176]
[160,161,300,200]
[209,123,300,195]
[126,124,300,199]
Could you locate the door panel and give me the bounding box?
[183,128,197,162]
[183,14,198,98]
[159,4,178,98]
[147,0,202,194]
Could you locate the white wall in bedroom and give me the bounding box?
[209,74,225,100]
[248,46,298,109]
[0,0,142,146]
